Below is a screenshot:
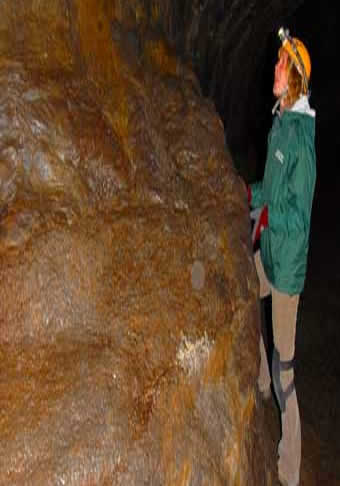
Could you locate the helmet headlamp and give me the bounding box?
[278,27,290,44]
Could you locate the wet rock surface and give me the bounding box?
[0,1,273,484]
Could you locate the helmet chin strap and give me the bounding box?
[272,87,288,115]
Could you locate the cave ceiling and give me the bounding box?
[158,0,305,152]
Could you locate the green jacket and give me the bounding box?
[251,96,316,295]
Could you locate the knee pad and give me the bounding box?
[272,347,295,413]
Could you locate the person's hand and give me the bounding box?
[253,206,268,243]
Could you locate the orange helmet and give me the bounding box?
[278,27,311,93]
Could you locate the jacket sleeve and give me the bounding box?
[268,129,315,235]
[250,180,265,209]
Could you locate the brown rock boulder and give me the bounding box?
[0,1,271,484]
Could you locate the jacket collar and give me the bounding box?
[290,95,315,117]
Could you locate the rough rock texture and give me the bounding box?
[0,1,272,484]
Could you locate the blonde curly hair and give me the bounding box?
[279,47,308,108]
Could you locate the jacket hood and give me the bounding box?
[290,95,315,118]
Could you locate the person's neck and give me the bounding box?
[279,102,287,114]
[272,88,290,115]
[279,88,289,111]
[280,95,293,113]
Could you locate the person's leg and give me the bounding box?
[254,251,271,394]
[271,289,300,486]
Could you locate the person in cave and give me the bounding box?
[247,28,316,486]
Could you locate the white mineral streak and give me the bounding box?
[176,332,213,376]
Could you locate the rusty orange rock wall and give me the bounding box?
[0,0,74,73]
[0,1,272,485]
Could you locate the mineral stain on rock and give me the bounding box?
[0,1,272,484]
[191,260,205,290]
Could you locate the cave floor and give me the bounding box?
[262,182,340,485]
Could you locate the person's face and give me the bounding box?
[273,50,289,98]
